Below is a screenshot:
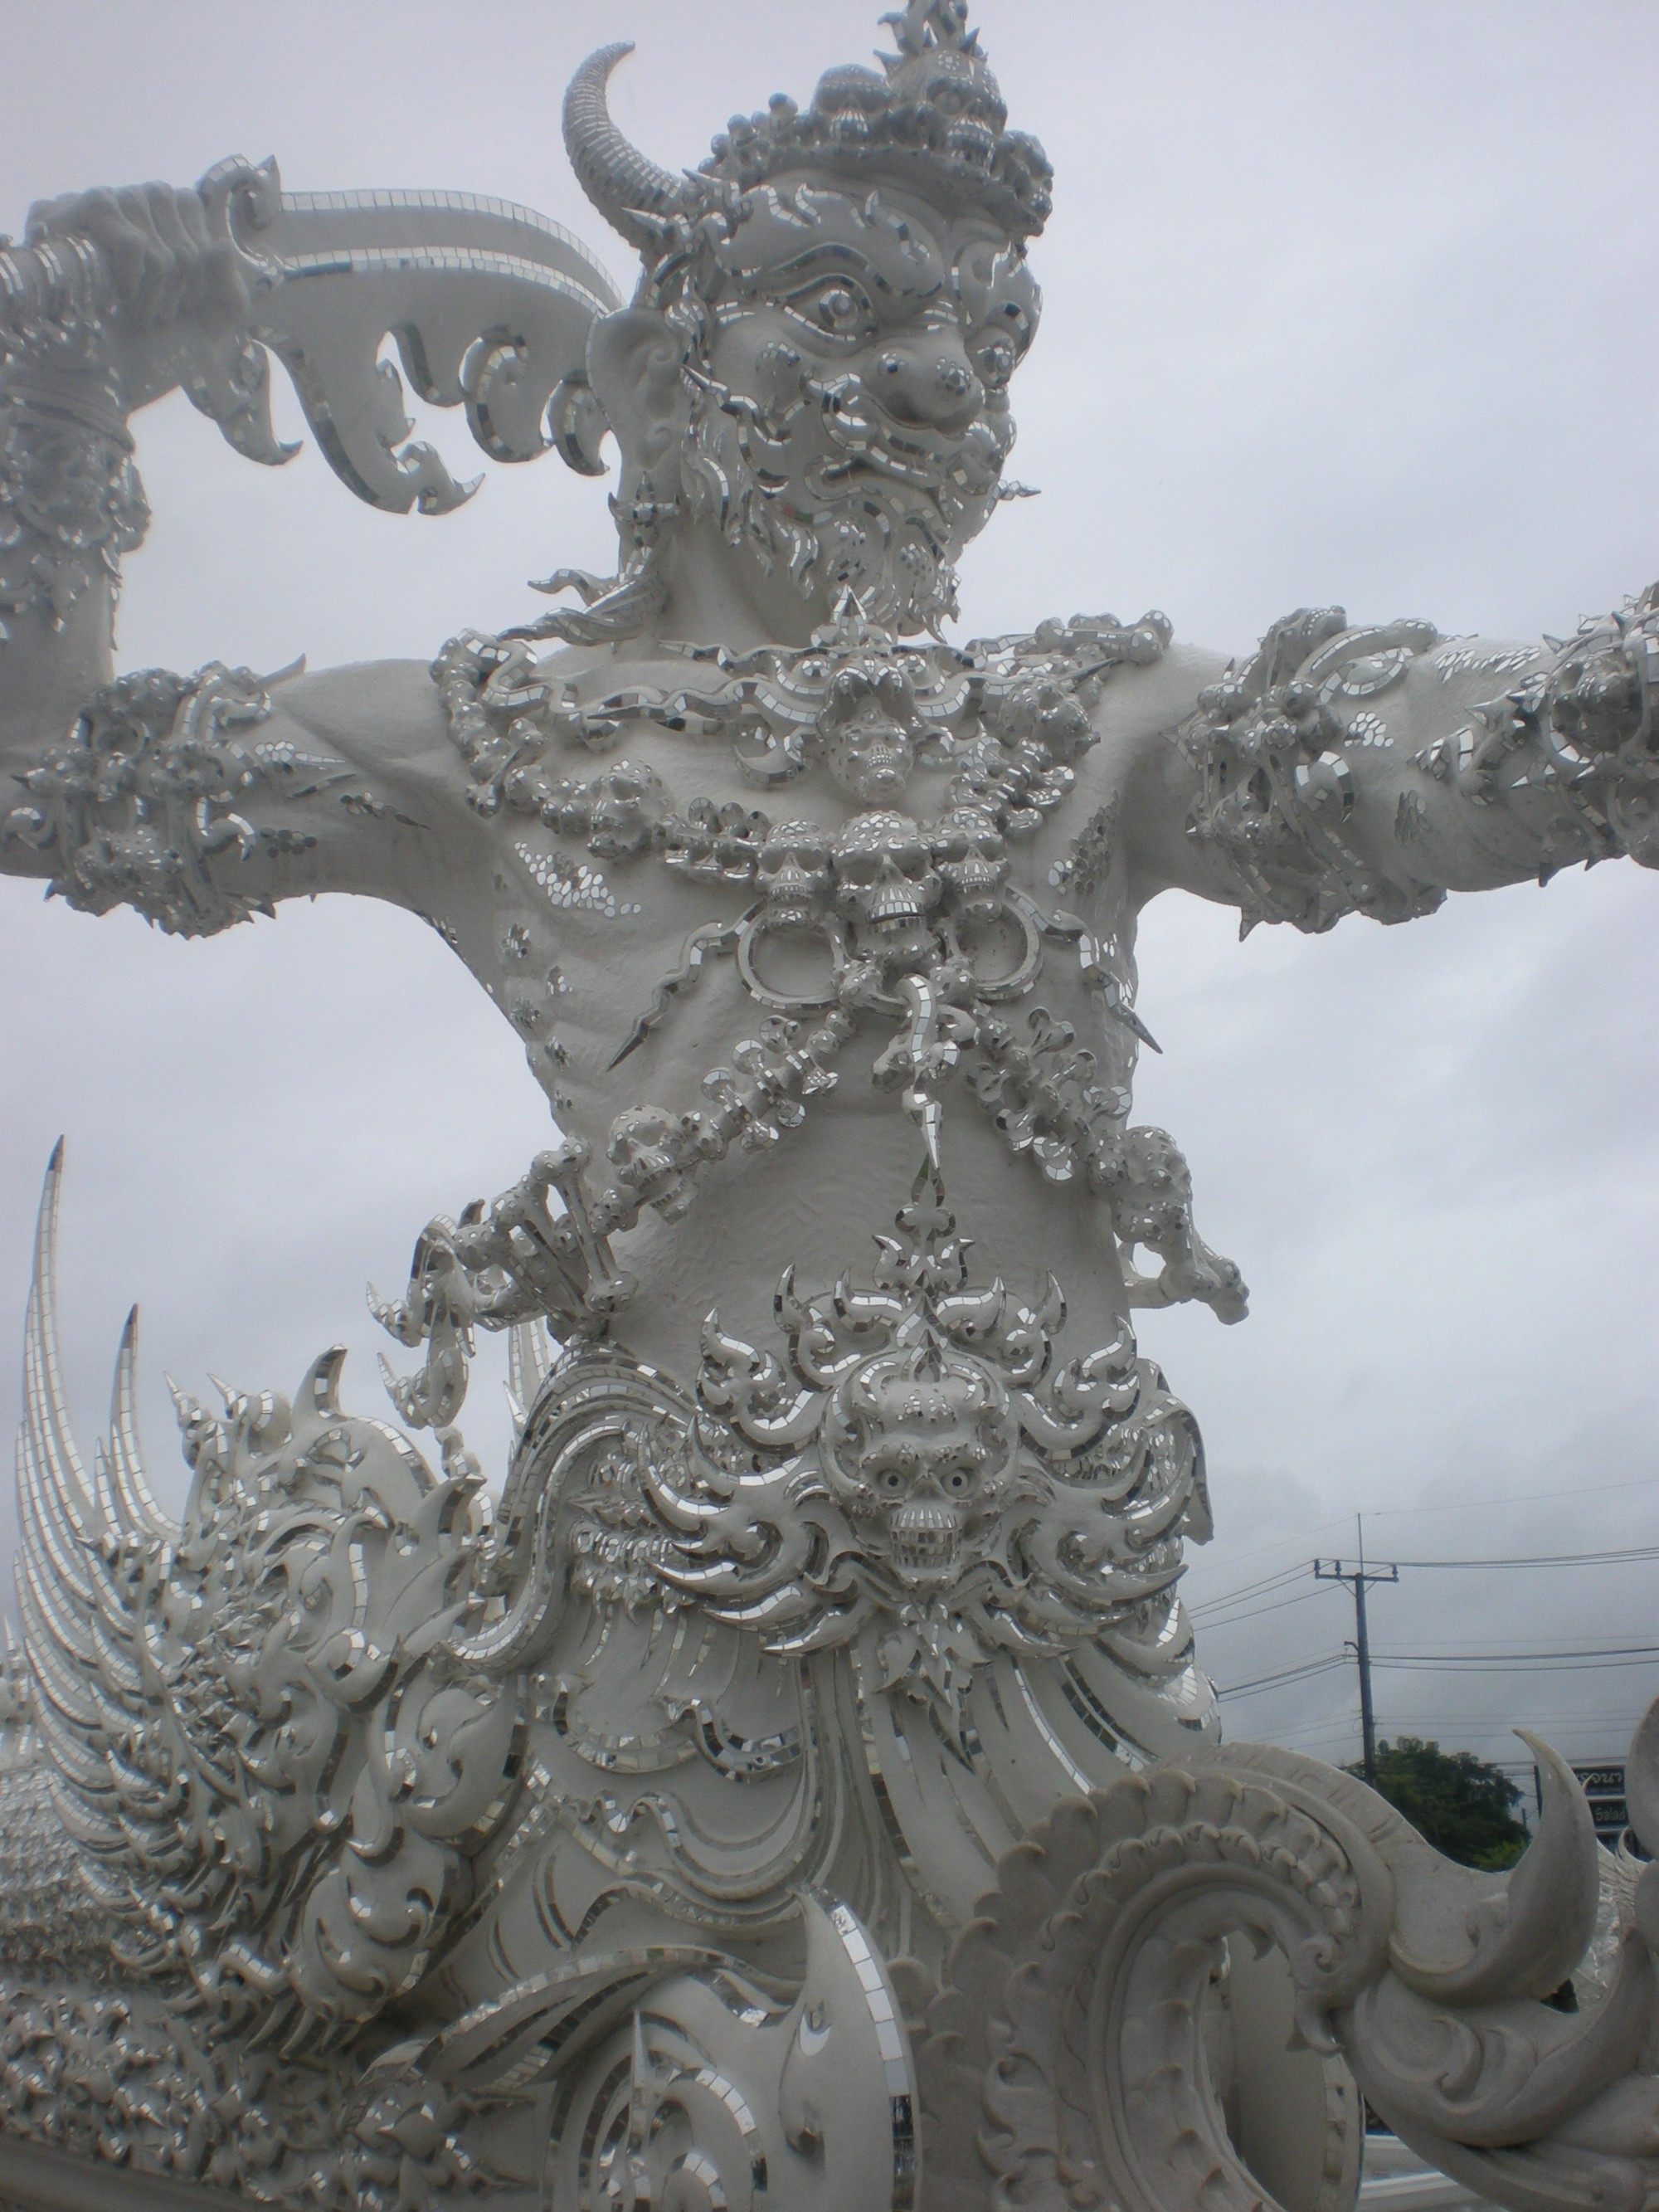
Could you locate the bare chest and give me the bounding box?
[421,613,1166,1142]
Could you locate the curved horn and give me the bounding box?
[562,43,684,256]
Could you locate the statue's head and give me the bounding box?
[562,2,1049,641]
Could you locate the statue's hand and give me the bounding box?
[19,182,252,412]
[1519,583,1659,870]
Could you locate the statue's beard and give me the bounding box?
[679,368,1013,636]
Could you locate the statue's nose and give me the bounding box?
[869,338,983,431]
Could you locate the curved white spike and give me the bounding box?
[47,1777,127,1856]
[300,1345,349,1418]
[84,1599,144,1702]
[12,1145,154,1813]
[15,1147,108,1738]
[17,1390,97,1626]
[505,1317,554,1439]
[208,1372,241,1414]
[102,1306,175,1539]
[22,1141,97,1517]
[16,1574,104,1739]
[1386,1728,1599,2005]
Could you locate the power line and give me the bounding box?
[1372,1649,1659,1673]
[1368,1632,1655,1652]
[1182,1523,1354,1586]
[1188,1564,1313,1618]
[1217,1652,1349,1698]
[1198,1518,1659,1778]
[1194,1540,1659,1618]
[1191,1584,1338,1631]
[1393,1545,1659,1571]
[1372,1642,1659,1661]
[1183,1473,1659,1593]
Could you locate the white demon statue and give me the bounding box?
[1,7,1657,2210]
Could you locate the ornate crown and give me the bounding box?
[563,1,1053,263]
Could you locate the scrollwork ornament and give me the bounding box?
[1492,582,1659,872]
[431,596,1170,820]
[1183,608,1447,935]
[919,1725,1659,2212]
[631,1183,1213,1715]
[0,658,340,934]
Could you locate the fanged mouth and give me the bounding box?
[944,119,998,167]
[891,1500,962,1577]
[766,894,820,928]
[948,861,1002,898]
[869,884,924,928]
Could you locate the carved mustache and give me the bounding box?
[693,363,1010,507]
[808,373,1009,499]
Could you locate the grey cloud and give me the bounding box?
[1,0,1655,1777]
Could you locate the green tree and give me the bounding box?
[1350,1737,1529,1870]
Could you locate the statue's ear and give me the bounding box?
[586,309,690,480]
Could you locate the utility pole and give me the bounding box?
[1314,1518,1399,1784]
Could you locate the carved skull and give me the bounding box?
[994,676,1094,761]
[583,762,670,859]
[832,810,941,962]
[755,819,834,930]
[820,699,917,805]
[606,1105,696,1222]
[822,1345,1019,1585]
[930,803,1009,913]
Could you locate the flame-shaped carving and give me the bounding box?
[13,1147,522,2049]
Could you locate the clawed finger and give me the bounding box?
[105,186,168,322]
[15,175,251,382]
[144,187,195,327]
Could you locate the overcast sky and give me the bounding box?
[2,0,1656,1790]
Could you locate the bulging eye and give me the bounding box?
[784,275,878,345]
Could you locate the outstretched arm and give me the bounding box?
[1120,599,1659,931]
[2,650,477,938]
[0,184,236,755]
[0,183,484,935]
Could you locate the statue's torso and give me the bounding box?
[297,617,1238,2018]
[317,619,1233,1378]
